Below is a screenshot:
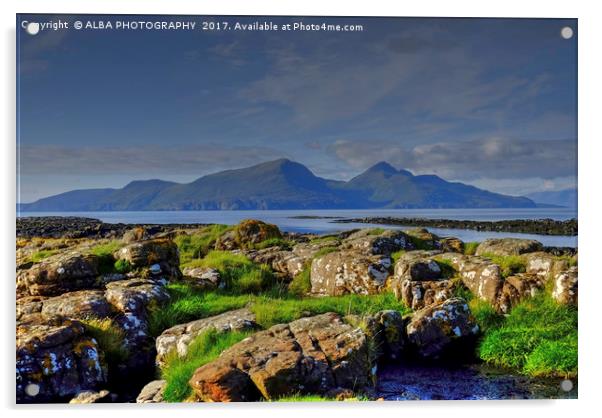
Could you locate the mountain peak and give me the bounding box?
[365,161,398,176]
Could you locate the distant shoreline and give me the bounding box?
[329,217,577,236]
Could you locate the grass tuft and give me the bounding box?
[288,266,312,296]
[174,225,231,266]
[464,242,479,255]
[81,317,129,364]
[253,238,293,251]
[30,249,59,263]
[481,253,526,278]
[89,240,124,274]
[161,328,253,402]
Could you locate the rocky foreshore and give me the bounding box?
[15,217,578,403]
[332,216,578,236]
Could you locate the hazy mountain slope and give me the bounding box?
[19,159,537,210]
[526,188,577,208]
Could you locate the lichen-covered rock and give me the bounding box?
[105,278,170,357]
[404,228,440,250]
[438,253,504,305]
[244,247,306,279]
[233,219,282,249]
[189,313,371,402]
[496,273,546,314]
[114,239,181,280]
[214,230,238,251]
[362,310,406,361]
[36,290,111,320]
[439,237,464,253]
[16,314,106,403]
[69,389,112,403]
[406,298,479,358]
[182,266,222,290]
[136,380,166,403]
[475,238,543,256]
[17,252,100,297]
[398,279,455,311]
[524,252,571,280]
[341,229,408,255]
[552,267,578,306]
[16,296,46,320]
[310,250,391,296]
[155,308,258,366]
[393,251,442,281]
[122,226,149,243]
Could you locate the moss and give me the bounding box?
[234,219,282,249]
[114,259,132,274]
[161,328,253,402]
[174,225,231,266]
[30,249,59,263]
[81,318,129,364]
[390,250,405,265]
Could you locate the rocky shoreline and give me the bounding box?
[15,217,578,403]
[332,216,577,236]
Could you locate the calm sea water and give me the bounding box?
[18,208,577,248]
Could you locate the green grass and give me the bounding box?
[161,328,254,402]
[174,225,231,266]
[481,253,526,278]
[89,240,124,274]
[289,267,311,296]
[464,242,479,255]
[184,251,275,294]
[367,228,386,236]
[253,238,293,250]
[30,249,59,263]
[309,235,339,244]
[478,295,577,377]
[406,235,432,250]
[148,282,409,337]
[469,298,504,332]
[434,259,456,278]
[311,246,339,259]
[273,393,332,402]
[81,317,129,364]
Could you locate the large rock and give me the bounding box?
[398,279,455,311]
[40,290,112,319]
[310,250,391,296]
[244,247,306,279]
[189,313,371,401]
[438,253,504,305]
[136,380,166,403]
[114,239,181,280]
[393,251,442,282]
[341,229,408,255]
[234,219,282,249]
[17,252,100,297]
[361,310,407,361]
[525,252,571,280]
[16,314,106,403]
[552,267,578,306]
[155,308,258,366]
[105,278,170,354]
[182,266,222,290]
[404,228,440,250]
[406,298,479,358]
[475,238,543,256]
[496,273,546,314]
[438,237,464,253]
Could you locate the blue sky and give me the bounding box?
[17,15,577,202]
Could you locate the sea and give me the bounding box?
[18,208,577,248]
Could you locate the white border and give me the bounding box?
[3,1,601,418]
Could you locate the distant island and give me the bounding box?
[19,158,539,211]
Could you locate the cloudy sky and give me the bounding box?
[17,15,577,202]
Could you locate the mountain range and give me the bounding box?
[526,188,577,209]
[19,159,538,211]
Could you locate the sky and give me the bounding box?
[17,15,577,202]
